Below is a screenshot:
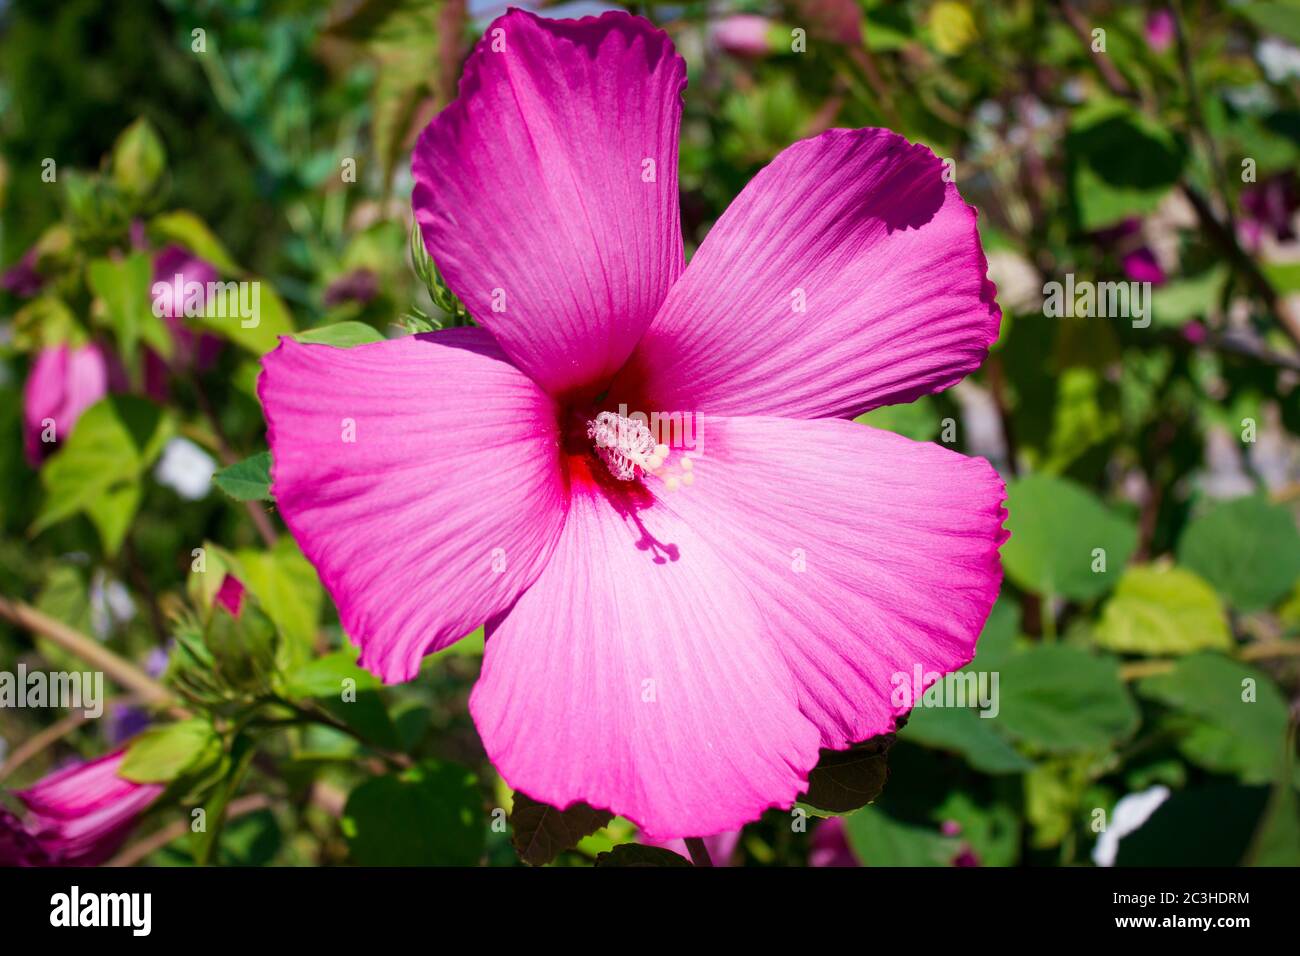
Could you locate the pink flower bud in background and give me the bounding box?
[809,816,858,866]
[713,14,774,58]
[323,267,380,307]
[22,343,112,466]
[952,845,981,866]
[1121,247,1167,286]
[1239,172,1300,250]
[0,246,45,298]
[151,245,224,371]
[0,750,162,866]
[1182,320,1208,345]
[214,573,246,618]
[1145,9,1175,54]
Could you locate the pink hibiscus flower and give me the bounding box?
[22,342,114,466]
[0,750,162,866]
[259,10,1005,839]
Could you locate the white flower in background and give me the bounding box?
[90,569,136,640]
[154,437,215,501]
[973,100,1004,127]
[985,249,1041,314]
[952,381,1007,464]
[1199,426,1256,500]
[1223,83,1273,112]
[1257,38,1300,82]
[1092,785,1171,867]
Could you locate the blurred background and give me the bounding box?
[1,0,1299,867]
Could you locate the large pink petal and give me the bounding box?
[16,750,161,866]
[656,416,1006,749]
[412,9,687,398]
[613,128,1000,419]
[18,750,151,819]
[259,329,568,682]
[470,464,820,839]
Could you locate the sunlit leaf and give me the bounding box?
[1094,564,1233,655]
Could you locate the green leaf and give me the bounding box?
[231,537,323,665]
[33,396,176,554]
[902,706,1031,774]
[216,809,283,866]
[10,295,79,352]
[330,0,446,191]
[342,760,484,866]
[1176,495,1300,611]
[1024,759,1087,848]
[33,566,92,672]
[510,792,613,866]
[317,689,400,751]
[1239,2,1300,45]
[1150,268,1228,326]
[995,645,1139,753]
[111,118,166,200]
[1067,101,1186,230]
[85,483,141,557]
[120,718,221,783]
[1001,474,1138,600]
[800,735,893,814]
[87,253,171,367]
[843,805,959,866]
[1246,773,1300,866]
[205,598,279,693]
[594,844,692,867]
[193,280,295,356]
[1263,260,1300,294]
[283,649,381,700]
[854,395,940,441]
[213,451,273,502]
[1094,564,1233,655]
[1137,654,1290,784]
[932,790,1020,867]
[969,598,1019,671]
[295,322,385,348]
[148,210,242,275]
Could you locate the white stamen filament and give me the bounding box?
[587,411,670,481]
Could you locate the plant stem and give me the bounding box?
[284,699,412,769]
[1239,641,1300,662]
[192,374,279,548]
[107,793,270,868]
[1040,593,1058,643]
[683,836,713,867]
[0,595,173,707]
[0,708,91,784]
